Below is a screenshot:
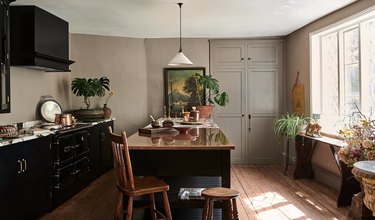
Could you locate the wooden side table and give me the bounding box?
[294,134,361,207]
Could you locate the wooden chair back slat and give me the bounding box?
[107,126,135,191]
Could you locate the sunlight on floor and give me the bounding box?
[244,191,307,220]
[297,191,323,211]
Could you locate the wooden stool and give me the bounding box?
[201,187,239,220]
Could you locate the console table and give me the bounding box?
[294,134,361,207]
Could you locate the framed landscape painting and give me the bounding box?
[164,67,205,117]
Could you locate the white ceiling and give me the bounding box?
[13,0,356,38]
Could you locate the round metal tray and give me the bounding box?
[39,100,62,123]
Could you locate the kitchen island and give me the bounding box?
[127,127,235,219]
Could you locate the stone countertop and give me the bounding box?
[0,118,115,147]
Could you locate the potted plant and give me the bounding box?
[188,73,229,118]
[71,76,110,120]
[272,113,310,141]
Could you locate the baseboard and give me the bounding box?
[312,164,341,191]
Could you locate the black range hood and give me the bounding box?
[10,6,74,72]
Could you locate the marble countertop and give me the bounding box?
[0,118,115,147]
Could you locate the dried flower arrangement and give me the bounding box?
[337,105,375,167]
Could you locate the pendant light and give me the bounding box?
[168,3,193,66]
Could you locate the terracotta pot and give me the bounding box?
[196,105,214,118]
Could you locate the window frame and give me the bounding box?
[310,6,375,134]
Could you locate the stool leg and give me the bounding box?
[162,191,172,220]
[149,193,157,220]
[207,199,214,220]
[202,198,210,220]
[232,198,239,220]
[226,200,233,220]
[114,191,122,220]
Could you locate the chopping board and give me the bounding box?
[292,71,304,115]
[138,127,177,135]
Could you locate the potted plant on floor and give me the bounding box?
[184,73,229,118]
[71,76,110,120]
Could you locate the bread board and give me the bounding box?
[180,121,204,125]
[138,127,177,135]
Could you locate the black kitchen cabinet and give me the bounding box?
[0,142,17,219]
[88,121,114,181]
[0,0,13,113]
[0,135,52,219]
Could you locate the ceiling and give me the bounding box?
[13,0,357,38]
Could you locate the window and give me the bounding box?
[311,7,375,133]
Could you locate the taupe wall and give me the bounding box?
[286,0,375,188]
[70,34,148,135]
[145,38,210,118]
[0,67,71,124]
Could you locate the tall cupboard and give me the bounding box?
[210,39,283,164]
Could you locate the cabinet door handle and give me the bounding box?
[241,57,244,61]
[248,114,252,133]
[248,57,251,60]
[22,159,27,172]
[17,160,22,174]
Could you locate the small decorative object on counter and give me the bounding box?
[162,118,175,127]
[103,90,114,119]
[0,125,17,138]
[182,111,190,122]
[103,104,112,119]
[190,106,199,122]
[150,115,162,128]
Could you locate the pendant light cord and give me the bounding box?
[178,3,182,52]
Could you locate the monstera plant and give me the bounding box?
[71,77,110,109]
[185,73,229,118]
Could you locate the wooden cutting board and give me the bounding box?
[292,71,305,115]
[138,127,176,135]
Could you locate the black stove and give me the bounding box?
[51,123,91,207]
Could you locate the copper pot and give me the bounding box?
[55,114,74,126]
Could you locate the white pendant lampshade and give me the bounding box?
[168,3,193,66]
[168,51,193,66]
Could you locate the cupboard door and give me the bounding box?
[247,68,280,164]
[212,68,247,164]
[0,0,10,113]
[17,136,52,219]
[0,144,17,219]
[100,121,114,170]
[211,43,246,66]
[247,43,279,66]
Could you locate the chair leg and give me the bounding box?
[202,198,210,220]
[149,193,157,220]
[114,191,123,220]
[125,196,133,220]
[232,198,239,220]
[162,191,172,220]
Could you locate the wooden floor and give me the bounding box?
[39,165,350,220]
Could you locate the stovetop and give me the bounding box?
[52,123,92,134]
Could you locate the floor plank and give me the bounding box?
[39,165,350,220]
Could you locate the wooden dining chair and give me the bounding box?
[107,126,172,220]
